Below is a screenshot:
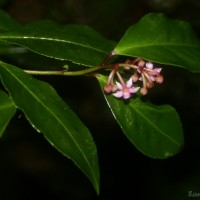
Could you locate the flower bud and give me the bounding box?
[104,84,112,93]
[132,73,138,82]
[146,81,154,88]
[138,60,145,67]
[140,87,148,95]
[156,75,164,84]
[111,84,118,92]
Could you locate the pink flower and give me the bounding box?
[113,77,140,99]
[136,62,164,94]
[145,62,162,82]
[103,58,164,99]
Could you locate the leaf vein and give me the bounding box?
[131,104,180,147]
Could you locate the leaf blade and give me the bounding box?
[114,13,200,72]
[0,61,100,194]
[0,21,116,67]
[97,75,184,158]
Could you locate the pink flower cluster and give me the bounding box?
[104,58,163,99]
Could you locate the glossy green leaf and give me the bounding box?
[0,90,16,137]
[0,10,20,32]
[97,75,184,158]
[0,20,116,67]
[0,61,99,194]
[114,13,200,72]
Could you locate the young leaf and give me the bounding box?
[0,61,100,194]
[97,75,184,159]
[114,13,200,72]
[0,20,116,67]
[0,90,16,137]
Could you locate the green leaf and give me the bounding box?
[114,13,200,72]
[0,20,116,67]
[97,75,184,158]
[0,10,20,32]
[0,61,100,194]
[0,90,16,137]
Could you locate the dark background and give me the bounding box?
[0,0,200,199]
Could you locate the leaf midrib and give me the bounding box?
[0,35,109,55]
[0,62,96,181]
[116,43,200,52]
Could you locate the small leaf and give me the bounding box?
[0,20,116,67]
[0,61,100,194]
[114,13,200,72]
[0,90,16,137]
[97,75,184,158]
[0,9,20,32]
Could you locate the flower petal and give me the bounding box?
[129,87,140,93]
[113,91,123,98]
[126,77,133,88]
[154,68,162,73]
[116,81,123,90]
[146,62,153,69]
[123,92,131,99]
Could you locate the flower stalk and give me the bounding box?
[24,64,108,76]
[24,56,163,100]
